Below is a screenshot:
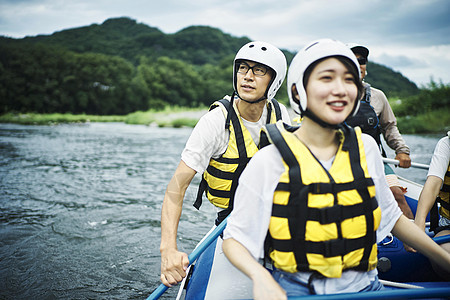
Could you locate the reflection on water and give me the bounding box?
[0,123,441,299]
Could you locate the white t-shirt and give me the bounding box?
[427,136,450,181]
[181,98,291,174]
[223,132,403,294]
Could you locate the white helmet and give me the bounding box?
[287,38,361,117]
[233,41,287,101]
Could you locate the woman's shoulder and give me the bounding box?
[360,132,380,149]
[254,144,283,163]
[360,133,384,164]
[246,144,284,174]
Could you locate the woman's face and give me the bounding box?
[305,57,358,125]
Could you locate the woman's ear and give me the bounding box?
[291,84,300,103]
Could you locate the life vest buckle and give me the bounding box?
[311,182,333,194]
[318,205,343,224]
[323,239,345,257]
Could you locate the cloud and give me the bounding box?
[380,0,450,45]
[376,54,428,69]
[0,0,449,85]
[371,44,450,85]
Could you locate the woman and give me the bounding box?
[222,39,450,299]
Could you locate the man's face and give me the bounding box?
[354,53,367,80]
[236,60,273,102]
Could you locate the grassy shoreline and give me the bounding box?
[0,107,208,128]
[396,108,450,134]
[0,107,448,134]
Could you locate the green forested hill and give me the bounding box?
[364,62,418,98]
[18,17,252,66]
[0,17,419,115]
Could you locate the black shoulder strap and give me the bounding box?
[271,98,282,121]
[266,123,308,267]
[194,96,234,210]
[193,95,247,213]
[215,97,233,130]
[265,98,282,124]
[259,130,271,149]
[193,178,207,210]
[343,125,376,271]
[430,198,440,233]
[364,83,371,103]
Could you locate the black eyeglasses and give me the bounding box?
[236,61,269,76]
[357,57,367,65]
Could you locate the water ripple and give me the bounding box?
[2,123,437,299]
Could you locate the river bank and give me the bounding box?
[0,107,208,128]
[0,107,448,134]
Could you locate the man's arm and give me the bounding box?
[160,160,196,287]
[414,175,443,230]
[373,88,411,167]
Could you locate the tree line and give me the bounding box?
[0,17,421,116]
[0,43,238,115]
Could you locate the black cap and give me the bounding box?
[347,43,369,59]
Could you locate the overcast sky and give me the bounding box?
[1,0,449,86]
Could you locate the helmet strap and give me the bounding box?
[239,96,267,104]
[235,86,267,104]
[303,109,341,130]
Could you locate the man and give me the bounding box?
[160,41,291,287]
[414,132,450,278]
[346,43,414,219]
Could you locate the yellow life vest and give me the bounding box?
[194,97,282,218]
[438,163,450,219]
[264,121,381,278]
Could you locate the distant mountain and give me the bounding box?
[21,17,163,63]
[11,17,254,66]
[365,62,418,97]
[0,17,419,114]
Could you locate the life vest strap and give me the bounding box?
[195,98,283,216]
[194,178,208,210]
[272,197,378,224]
[276,178,374,194]
[430,199,440,232]
[269,98,282,122]
[212,156,250,164]
[272,233,375,258]
[442,183,450,193]
[437,196,450,210]
[205,164,235,180]
[207,187,231,199]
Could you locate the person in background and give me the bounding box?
[346,43,414,219]
[414,131,450,279]
[159,41,291,287]
[222,39,450,299]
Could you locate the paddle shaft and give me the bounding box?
[382,158,430,170]
[147,218,228,300]
[434,234,450,245]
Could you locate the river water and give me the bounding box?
[0,122,442,299]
